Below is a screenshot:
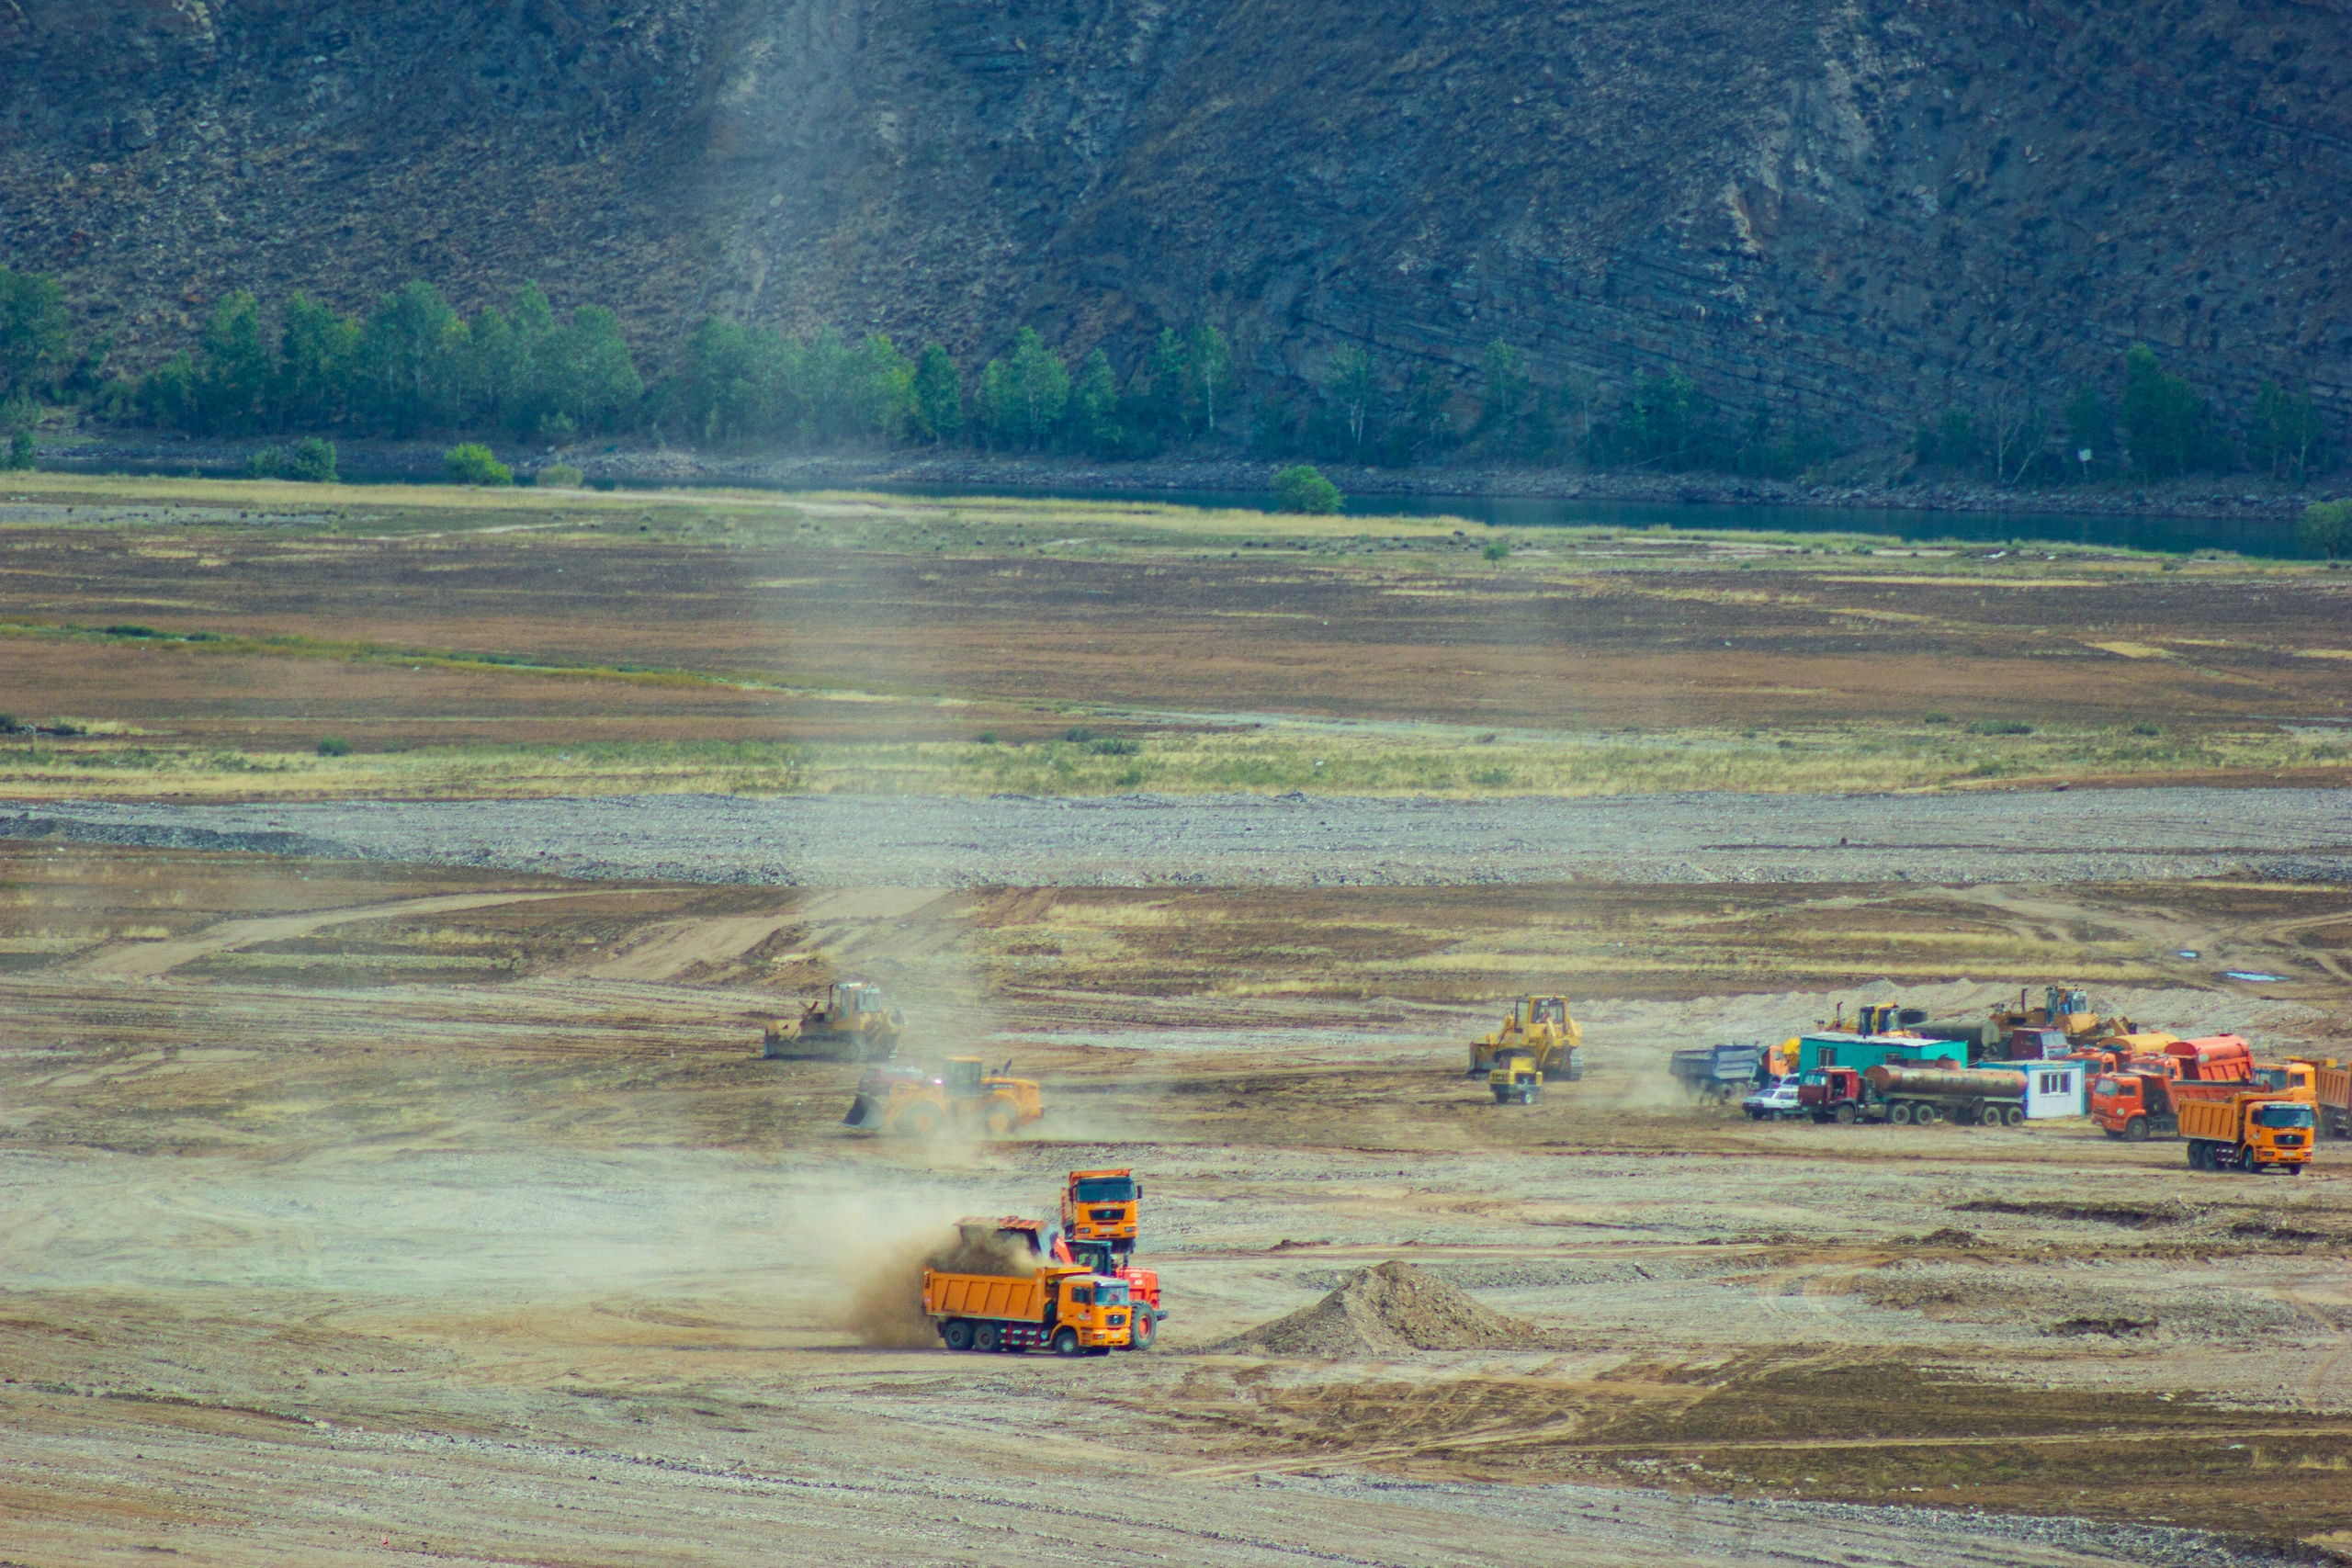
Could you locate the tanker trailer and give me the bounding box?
[1864,1063,2030,1127]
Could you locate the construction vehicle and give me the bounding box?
[2066,1031,2179,1077]
[2089,1070,2247,1141]
[842,1056,1043,1137]
[922,1263,1135,1354]
[2180,1092,2315,1173]
[1467,995,1582,1079]
[978,1213,1162,1350]
[1866,1063,2030,1126]
[2309,1060,2349,1139]
[762,980,904,1062]
[1061,1169,1142,1261]
[1988,985,2131,1054]
[1671,1043,1768,1100]
[1490,1052,1543,1104]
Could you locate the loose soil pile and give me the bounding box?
[1213,1261,1534,1357]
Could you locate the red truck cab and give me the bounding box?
[1799,1066,1870,1123]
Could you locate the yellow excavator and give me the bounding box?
[763,980,905,1062]
[1466,995,1583,1081]
[843,1056,1044,1138]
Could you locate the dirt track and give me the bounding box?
[8,785,2352,887]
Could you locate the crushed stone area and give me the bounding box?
[6,787,2350,886]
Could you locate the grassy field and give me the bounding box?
[2,472,2346,800]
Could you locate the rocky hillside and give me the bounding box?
[3,0,2346,440]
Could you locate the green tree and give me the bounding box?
[979,328,1069,450]
[361,281,463,436]
[1148,327,1193,440]
[0,269,69,400]
[1186,321,1233,435]
[1067,348,1124,457]
[1326,346,1375,465]
[2120,344,2218,481]
[1611,367,1711,469]
[1936,411,1980,473]
[547,305,643,434]
[6,429,32,470]
[1476,340,1530,456]
[2063,386,2109,480]
[1272,463,1342,513]
[443,442,512,485]
[276,294,359,431]
[194,291,275,435]
[2299,500,2352,558]
[849,333,914,444]
[911,344,963,445]
[2246,380,2328,482]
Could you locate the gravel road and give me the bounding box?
[6,787,2347,886]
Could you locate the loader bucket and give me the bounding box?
[842,1094,880,1129]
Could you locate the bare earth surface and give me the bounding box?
[3,840,2349,1567]
[6,785,2351,887]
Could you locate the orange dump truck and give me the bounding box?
[922,1265,1135,1356]
[2179,1093,2315,1173]
[2306,1061,2349,1139]
[2090,1070,2244,1140]
[1062,1168,1142,1260]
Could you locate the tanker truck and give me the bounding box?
[1864,1062,2031,1126]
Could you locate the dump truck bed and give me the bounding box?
[922,1270,1049,1323]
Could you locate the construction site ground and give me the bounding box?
[6,839,2350,1567]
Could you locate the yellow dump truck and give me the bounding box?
[1467,995,1582,1079]
[1061,1168,1142,1260]
[922,1264,1135,1355]
[2179,1093,2315,1173]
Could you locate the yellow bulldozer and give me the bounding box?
[842,1056,1044,1138]
[1466,995,1583,1080]
[762,980,905,1063]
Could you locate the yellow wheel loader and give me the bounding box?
[1489,1052,1544,1104]
[1466,995,1582,1081]
[763,980,904,1063]
[842,1056,1044,1137]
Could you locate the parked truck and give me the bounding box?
[922,1263,1135,1355]
[1864,1063,2031,1126]
[2312,1061,2350,1139]
[2089,1070,2245,1141]
[2179,1093,2315,1173]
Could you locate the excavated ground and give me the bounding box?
[4,840,2349,1566]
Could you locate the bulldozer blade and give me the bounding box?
[842,1095,878,1128]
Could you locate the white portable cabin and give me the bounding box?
[2021,1060,2087,1119]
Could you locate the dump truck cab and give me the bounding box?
[2090,1070,2161,1139]
[1062,1168,1142,1258]
[1799,1065,1871,1123]
[1489,1052,1543,1104]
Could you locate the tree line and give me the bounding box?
[0,265,2339,488]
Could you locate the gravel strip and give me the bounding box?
[3,788,2347,887]
[0,789,2342,888]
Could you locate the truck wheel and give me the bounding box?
[2285,1164,2302,1176]
[2234,1145,2256,1172]
[902,1103,941,1139]
[973,1322,1002,1353]
[2122,1116,2149,1143]
[2187,1142,2206,1169]
[985,1102,1016,1137]
[1123,1307,1157,1351]
[1834,1104,1857,1125]
[2004,1106,2025,1127]
[944,1319,974,1351]
[1888,1103,1912,1125]
[1051,1327,1080,1357]
[1912,1103,1938,1126]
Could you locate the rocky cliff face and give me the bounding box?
[4,0,2347,440]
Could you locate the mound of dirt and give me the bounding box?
[1212,1261,1533,1358]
